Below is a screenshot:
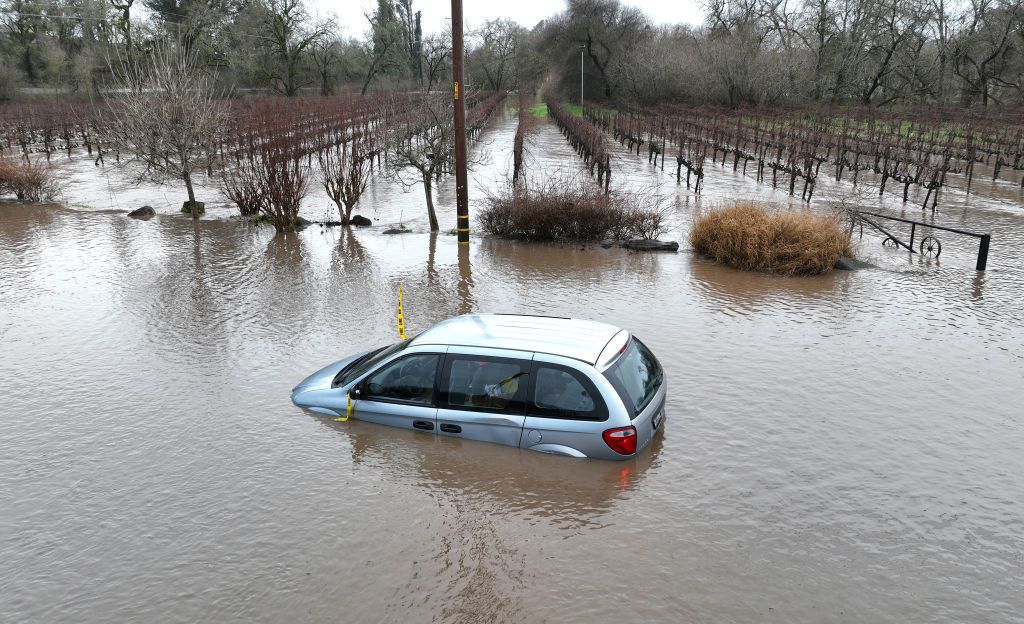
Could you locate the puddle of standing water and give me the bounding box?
[1,105,1023,624]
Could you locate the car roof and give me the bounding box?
[410,314,625,365]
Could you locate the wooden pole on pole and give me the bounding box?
[452,0,469,245]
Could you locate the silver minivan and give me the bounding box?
[291,314,666,460]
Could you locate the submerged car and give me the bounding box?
[291,314,666,460]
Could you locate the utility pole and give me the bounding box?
[580,44,585,107]
[452,0,469,245]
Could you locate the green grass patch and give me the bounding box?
[528,104,548,118]
[564,103,583,117]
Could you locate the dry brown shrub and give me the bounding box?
[0,159,59,203]
[691,202,852,275]
[480,174,670,242]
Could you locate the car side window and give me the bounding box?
[530,365,606,421]
[362,354,439,405]
[444,356,528,412]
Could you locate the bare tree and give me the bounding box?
[310,34,341,96]
[552,0,651,100]
[386,96,457,231]
[952,0,1024,105]
[929,0,955,103]
[856,0,929,105]
[222,140,309,231]
[317,133,374,224]
[108,39,227,218]
[259,145,308,232]
[469,19,522,91]
[222,146,266,218]
[109,0,135,54]
[421,31,451,92]
[260,0,329,97]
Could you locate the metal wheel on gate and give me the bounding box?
[920,236,941,259]
[882,237,899,248]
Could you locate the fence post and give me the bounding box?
[977,234,990,271]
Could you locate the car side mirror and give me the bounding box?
[351,387,362,399]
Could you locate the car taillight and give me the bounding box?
[602,426,637,455]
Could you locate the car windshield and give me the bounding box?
[333,340,411,387]
[604,337,663,416]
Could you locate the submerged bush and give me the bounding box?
[221,145,308,232]
[0,159,59,203]
[691,202,852,275]
[480,175,668,242]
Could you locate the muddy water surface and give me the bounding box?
[2,108,1023,624]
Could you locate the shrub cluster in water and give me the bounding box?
[480,176,667,242]
[0,159,58,203]
[691,202,853,276]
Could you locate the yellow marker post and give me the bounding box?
[333,393,353,422]
[397,284,407,340]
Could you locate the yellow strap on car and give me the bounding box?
[334,393,353,422]
[397,283,406,340]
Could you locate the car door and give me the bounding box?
[352,350,443,434]
[519,355,613,458]
[436,348,532,448]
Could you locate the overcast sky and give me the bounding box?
[316,0,706,38]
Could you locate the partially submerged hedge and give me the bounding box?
[480,176,667,242]
[691,202,852,275]
[0,159,59,202]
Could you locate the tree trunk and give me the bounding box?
[360,56,381,96]
[423,177,439,232]
[184,171,199,220]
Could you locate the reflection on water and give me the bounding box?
[688,253,848,313]
[310,410,662,624]
[322,413,661,522]
[457,244,474,315]
[2,108,1024,624]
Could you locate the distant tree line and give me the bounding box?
[540,0,1024,107]
[0,0,541,99]
[2,0,1022,107]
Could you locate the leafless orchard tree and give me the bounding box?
[317,133,375,225]
[259,146,309,232]
[108,39,228,218]
[385,96,455,231]
[385,94,491,232]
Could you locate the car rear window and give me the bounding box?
[604,338,662,417]
[528,364,607,421]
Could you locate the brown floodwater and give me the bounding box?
[2,107,1023,624]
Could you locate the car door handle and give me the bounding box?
[413,420,434,431]
[439,423,462,434]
